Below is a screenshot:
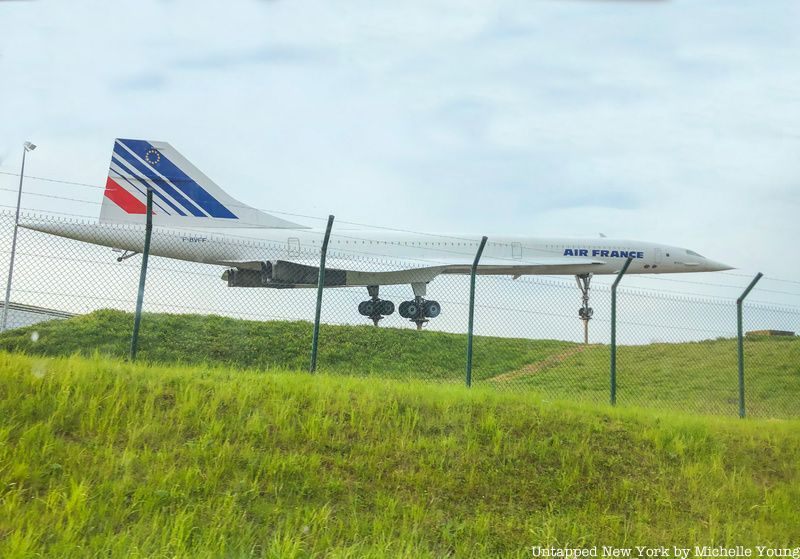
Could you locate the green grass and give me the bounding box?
[495,338,800,418]
[0,309,574,381]
[1,310,798,418]
[1,351,799,557]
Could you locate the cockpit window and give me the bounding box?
[686,249,704,257]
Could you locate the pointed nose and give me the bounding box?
[707,260,734,272]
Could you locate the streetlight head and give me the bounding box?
[24,141,36,152]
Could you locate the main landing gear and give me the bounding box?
[398,282,439,330]
[358,285,395,326]
[576,273,593,344]
[398,298,440,330]
[357,283,441,330]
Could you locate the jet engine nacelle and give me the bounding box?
[222,262,275,288]
[222,260,346,288]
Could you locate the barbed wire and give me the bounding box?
[0,203,98,220]
[0,186,99,205]
[0,170,104,189]
[720,271,800,286]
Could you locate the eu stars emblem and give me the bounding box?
[145,148,161,166]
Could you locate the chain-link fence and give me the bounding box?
[0,211,797,419]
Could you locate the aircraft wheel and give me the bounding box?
[423,300,441,318]
[362,300,377,316]
[379,300,395,316]
[358,301,369,316]
[405,301,421,318]
[398,301,411,318]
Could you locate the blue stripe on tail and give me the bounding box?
[118,139,238,219]
[113,144,204,217]
[111,157,184,216]
[109,168,172,216]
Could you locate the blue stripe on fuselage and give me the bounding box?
[118,139,237,219]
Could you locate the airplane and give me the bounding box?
[20,138,733,328]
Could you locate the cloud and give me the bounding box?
[111,72,168,92]
[0,0,797,289]
[174,45,330,72]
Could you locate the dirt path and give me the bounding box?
[489,344,595,383]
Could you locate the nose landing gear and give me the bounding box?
[576,273,593,344]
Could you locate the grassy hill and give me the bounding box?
[0,310,798,418]
[0,309,574,380]
[491,337,800,418]
[1,351,799,557]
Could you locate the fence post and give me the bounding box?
[310,215,335,373]
[610,257,633,405]
[736,272,763,418]
[2,143,34,332]
[129,188,153,361]
[466,236,488,387]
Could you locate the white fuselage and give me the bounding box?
[21,219,731,280]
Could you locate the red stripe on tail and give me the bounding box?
[104,177,151,214]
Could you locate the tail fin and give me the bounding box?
[100,138,306,229]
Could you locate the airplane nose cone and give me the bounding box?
[707,260,734,272]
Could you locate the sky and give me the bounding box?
[1,0,799,308]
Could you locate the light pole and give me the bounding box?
[2,141,36,331]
